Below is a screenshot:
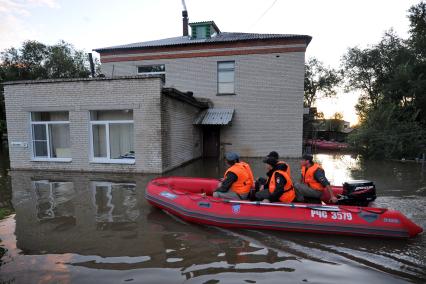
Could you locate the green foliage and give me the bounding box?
[348,104,426,159]
[0,208,12,220]
[345,1,426,159]
[304,57,341,107]
[0,40,96,139]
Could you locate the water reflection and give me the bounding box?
[91,181,138,224]
[34,180,75,221]
[0,154,425,283]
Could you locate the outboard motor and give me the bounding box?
[338,180,376,207]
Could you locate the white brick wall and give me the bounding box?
[101,50,305,158]
[161,95,202,172]
[4,77,165,173]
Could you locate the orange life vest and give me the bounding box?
[268,170,295,203]
[277,161,291,176]
[224,162,254,195]
[301,163,325,191]
[240,161,254,187]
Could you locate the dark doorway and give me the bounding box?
[203,127,220,157]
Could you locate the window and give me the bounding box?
[30,111,71,161]
[137,64,165,83]
[195,25,207,39]
[217,61,235,94]
[90,110,134,164]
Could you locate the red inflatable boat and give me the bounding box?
[145,176,423,239]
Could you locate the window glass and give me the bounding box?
[218,62,235,70]
[91,110,133,121]
[109,124,134,159]
[49,124,71,158]
[92,124,107,158]
[137,65,165,73]
[196,26,207,38]
[218,70,234,83]
[218,83,235,94]
[137,65,165,83]
[31,111,69,121]
[34,141,48,157]
[218,61,235,94]
[32,124,47,140]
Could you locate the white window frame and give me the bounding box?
[137,64,165,82]
[217,61,235,94]
[89,119,135,164]
[30,113,71,162]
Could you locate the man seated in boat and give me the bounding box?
[213,152,254,200]
[294,154,338,204]
[265,151,291,176]
[254,156,296,203]
[253,151,291,199]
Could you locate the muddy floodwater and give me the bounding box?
[0,149,425,283]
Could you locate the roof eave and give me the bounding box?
[93,35,312,54]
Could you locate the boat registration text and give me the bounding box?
[311,210,353,220]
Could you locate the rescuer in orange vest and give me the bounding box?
[255,156,296,203]
[265,151,291,176]
[294,154,338,203]
[213,152,254,200]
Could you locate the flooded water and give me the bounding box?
[0,151,425,283]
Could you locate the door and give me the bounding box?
[203,127,220,157]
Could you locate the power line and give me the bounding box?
[249,0,279,30]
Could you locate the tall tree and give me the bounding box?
[0,40,95,140]
[304,57,341,107]
[343,1,426,158]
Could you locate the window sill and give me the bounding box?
[31,158,72,163]
[90,159,136,165]
[216,93,237,96]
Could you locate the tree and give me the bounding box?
[304,57,341,107]
[0,40,96,140]
[333,112,344,120]
[342,31,412,120]
[408,1,426,59]
[343,1,426,159]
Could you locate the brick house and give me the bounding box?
[3,13,311,173]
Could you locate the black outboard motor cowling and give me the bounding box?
[337,180,376,206]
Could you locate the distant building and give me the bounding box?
[3,11,311,173]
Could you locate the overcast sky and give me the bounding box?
[1,0,422,124]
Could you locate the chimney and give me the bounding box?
[182,10,189,36]
[88,53,95,77]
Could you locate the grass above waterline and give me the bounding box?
[0,208,12,220]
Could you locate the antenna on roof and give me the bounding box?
[182,0,189,36]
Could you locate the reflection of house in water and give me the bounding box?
[91,181,139,224]
[33,180,75,221]
[12,170,299,278]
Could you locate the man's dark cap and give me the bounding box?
[263,156,278,166]
[302,154,313,162]
[225,152,239,161]
[267,151,279,159]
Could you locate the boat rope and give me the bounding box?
[150,181,388,213]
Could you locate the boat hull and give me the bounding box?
[145,177,423,239]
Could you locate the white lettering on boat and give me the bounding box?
[383,218,400,224]
[331,212,353,220]
[311,210,352,220]
[160,191,178,200]
[311,210,328,218]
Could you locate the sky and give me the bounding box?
[0,0,423,125]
